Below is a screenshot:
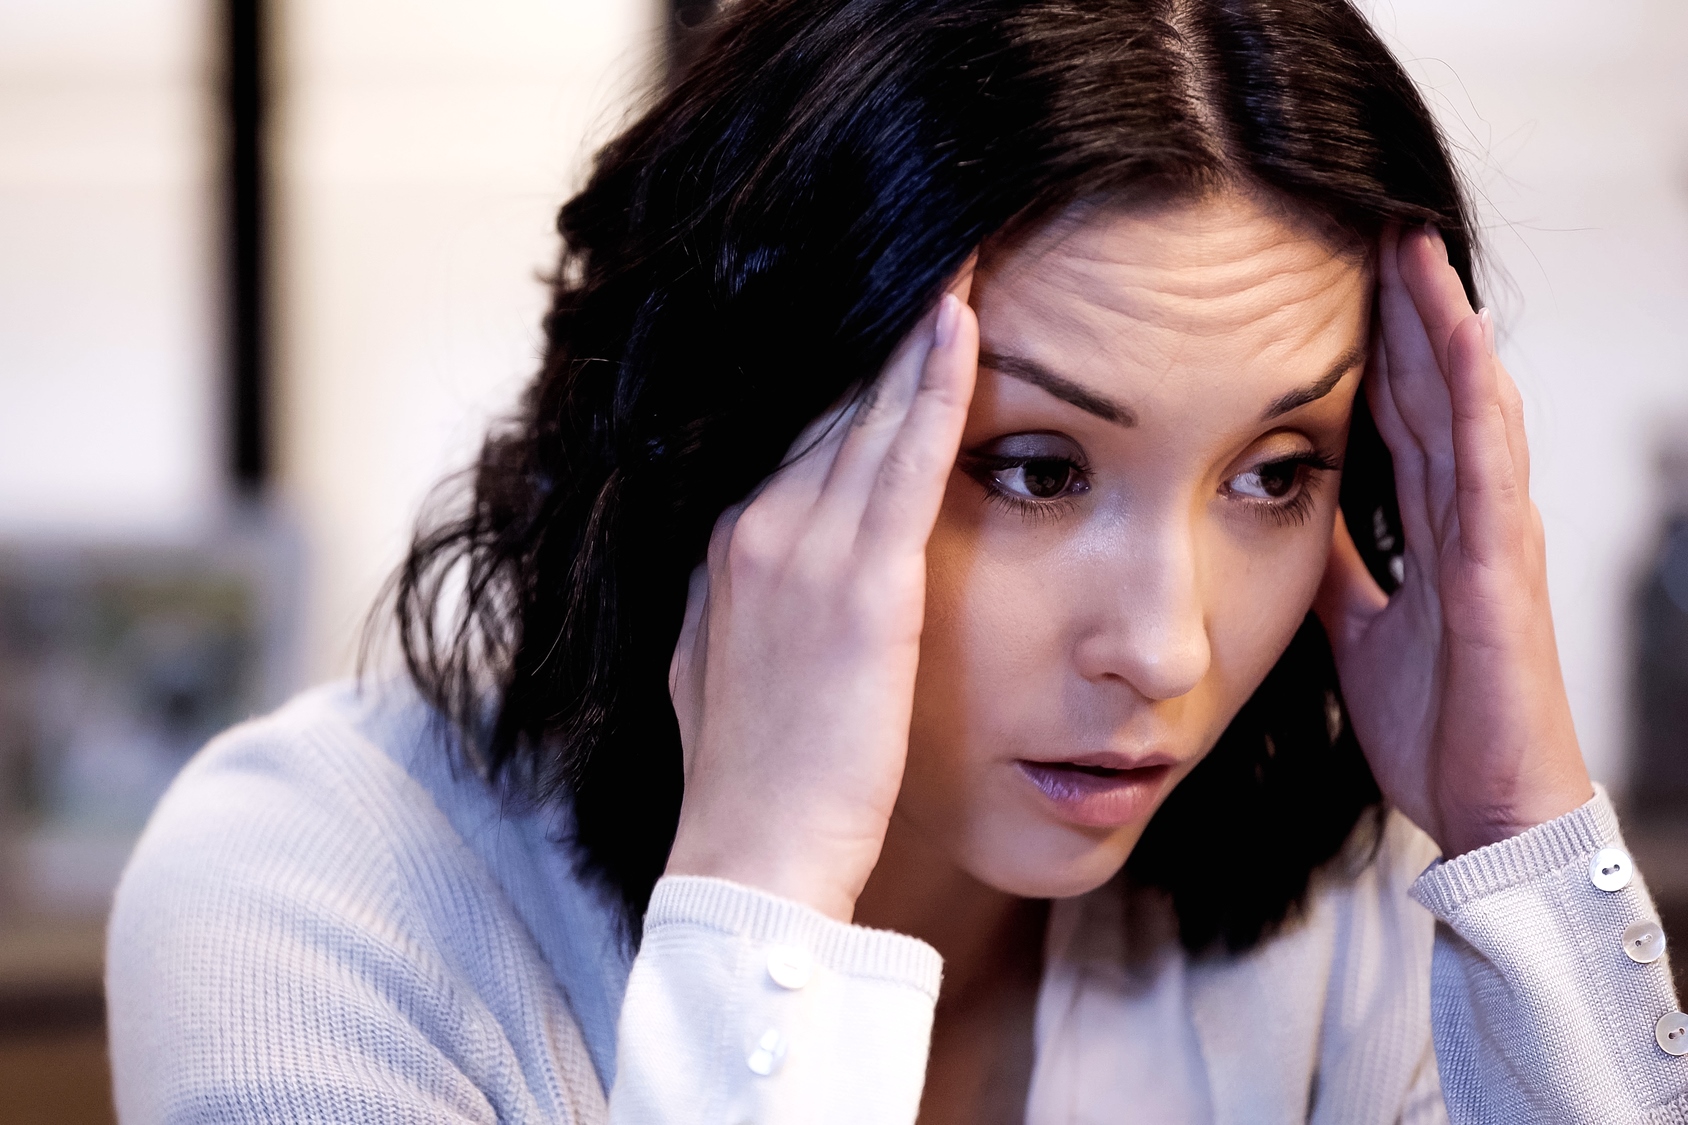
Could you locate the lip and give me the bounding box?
[1015,756,1174,829]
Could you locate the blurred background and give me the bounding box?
[0,0,1684,1119]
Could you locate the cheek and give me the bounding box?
[893,478,1341,897]
[907,490,1053,765]
[1201,499,1338,708]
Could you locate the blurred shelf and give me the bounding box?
[0,1027,115,1125]
[0,916,105,1036]
[0,915,111,1124]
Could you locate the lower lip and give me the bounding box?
[1016,761,1171,828]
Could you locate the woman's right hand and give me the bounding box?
[664,280,979,923]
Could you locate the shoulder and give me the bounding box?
[112,681,480,948]
[106,681,607,1124]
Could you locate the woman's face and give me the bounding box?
[902,189,1372,898]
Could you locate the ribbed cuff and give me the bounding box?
[1645,1091,1688,1125]
[646,875,944,999]
[1409,785,1622,919]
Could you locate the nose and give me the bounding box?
[1071,519,1211,702]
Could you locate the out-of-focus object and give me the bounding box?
[1633,433,1688,821]
[0,523,299,920]
[0,0,221,538]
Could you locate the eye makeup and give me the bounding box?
[961,430,1343,530]
[959,433,1092,521]
[1221,449,1342,527]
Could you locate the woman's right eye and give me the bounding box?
[987,457,1088,501]
[962,437,1093,513]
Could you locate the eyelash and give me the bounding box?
[1223,451,1342,527]
[964,449,1342,526]
[963,452,1092,523]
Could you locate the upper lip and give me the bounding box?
[1018,750,1177,772]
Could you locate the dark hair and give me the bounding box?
[390,0,1478,953]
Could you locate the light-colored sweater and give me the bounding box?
[105,682,1688,1124]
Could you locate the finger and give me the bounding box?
[1492,345,1532,501]
[1364,327,1436,563]
[819,264,976,518]
[1368,259,1443,569]
[856,294,979,549]
[948,252,978,306]
[1315,511,1390,658]
[703,499,746,597]
[751,391,862,517]
[1447,313,1525,567]
[1379,225,1472,549]
[739,259,977,558]
[822,305,941,497]
[1398,224,1476,375]
[1377,225,1456,465]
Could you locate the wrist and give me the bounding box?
[1436,774,1595,858]
[665,822,864,922]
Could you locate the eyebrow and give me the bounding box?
[977,351,1137,427]
[979,342,1369,428]
[1261,344,1368,420]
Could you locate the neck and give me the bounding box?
[853,810,1046,1002]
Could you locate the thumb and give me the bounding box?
[1315,513,1389,660]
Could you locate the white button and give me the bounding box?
[746,1028,787,1075]
[1589,847,1633,892]
[766,945,813,990]
[1657,1011,1688,1057]
[1623,920,1667,964]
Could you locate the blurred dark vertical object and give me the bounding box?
[1634,443,1688,820]
[225,0,268,495]
[1633,437,1688,998]
[669,0,719,82]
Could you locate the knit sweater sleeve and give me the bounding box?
[105,701,608,1125]
[106,690,942,1125]
[609,876,941,1125]
[1409,788,1688,1124]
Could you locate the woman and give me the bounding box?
[107,0,1687,1122]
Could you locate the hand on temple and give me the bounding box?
[1316,223,1593,858]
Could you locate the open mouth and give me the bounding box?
[1016,760,1172,827]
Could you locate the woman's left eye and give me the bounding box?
[1223,451,1339,525]
[1228,460,1304,500]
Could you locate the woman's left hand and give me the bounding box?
[1315,223,1593,858]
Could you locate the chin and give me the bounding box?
[960,814,1147,900]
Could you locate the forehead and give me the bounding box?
[973,191,1371,404]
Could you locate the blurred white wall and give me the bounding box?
[274,0,665,681]
[0,0,220,537]
[4,0,1680,798]
[1366,0,1688,791]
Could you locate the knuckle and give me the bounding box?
[876,446,925,491]
[705,505,741,570]
[725,504,784,578]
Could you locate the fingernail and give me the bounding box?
[934,294,960,348]
[1423,222,1448,263]
[1478,307,1496,356]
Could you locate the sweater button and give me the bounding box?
[1658,1011,1688,1057]
[1589,847,1633,892]
[747,1028,788,1075]
[1623,920,1667,964]
[767,945,813,990]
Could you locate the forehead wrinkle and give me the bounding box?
[972,192,1372,425]
[1041,241,1362,340]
